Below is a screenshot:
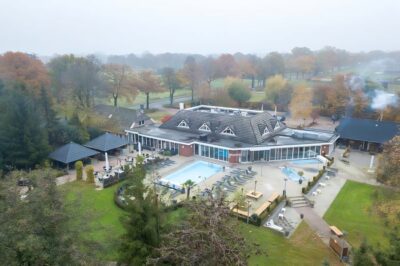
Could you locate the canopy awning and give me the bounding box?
[49,142,99,164]
[84,132,128,152]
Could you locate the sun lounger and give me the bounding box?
[232,176,247,184]
[319,182,326,187]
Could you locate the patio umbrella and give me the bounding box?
[138,142,142,156]
[105,152,110,171]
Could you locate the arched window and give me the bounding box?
[199,123,211,132]
[221,127,235,136]
[178,120,189,128]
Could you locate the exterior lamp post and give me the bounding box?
[247,200,251,224]
[283,177,288,198]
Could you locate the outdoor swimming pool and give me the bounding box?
[281,166,306,182]
[162,160,222,186]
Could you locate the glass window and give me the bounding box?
[281,148,287,160]
[178,120,189,128]
[287,148,293,159]
[221,127,235,136]
[316,146,321,155]
[305,147,310,158]
[199,123,211,132]
[270,149,276,160]
[299,147,304,158]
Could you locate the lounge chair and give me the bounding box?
[232,176,247,184]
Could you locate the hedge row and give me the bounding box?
[302,167,326,194]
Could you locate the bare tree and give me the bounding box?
[102,64,138,107]
[147,196,257,265]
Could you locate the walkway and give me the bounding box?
[295,206,332,245]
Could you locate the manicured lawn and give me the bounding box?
[96,88,191,108]
[60,181,188,261]
[324,180,391,249]
[211,78,252,89]
[239,222,341,266]
[60,181,125,261]
[250,91,265,102]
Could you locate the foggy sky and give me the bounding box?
[0,0,399,56]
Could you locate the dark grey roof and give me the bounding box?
[160,109,283,145]
[49,142,99,164]
[335,117,400,144]
[93,104,150,131]
[84,132,128,152]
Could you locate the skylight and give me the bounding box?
[199,123,211,132]
[221,127,235,136]
[178,120,189,128]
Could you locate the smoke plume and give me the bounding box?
[371,90,398,110]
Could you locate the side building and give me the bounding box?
[125,105,339,164]
[335,117,400,151]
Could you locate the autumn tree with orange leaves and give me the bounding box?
[0,52,50,97]
[377,136,400,187]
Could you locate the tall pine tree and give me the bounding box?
[118,156,160,265]
[0,91,50,170]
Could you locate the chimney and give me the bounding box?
[179,103,184,110]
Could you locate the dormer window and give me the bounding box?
[274,121,280,131]
[199,123,211,132]
[178,120,189,128]
[221,127,235,136]
[262,126,269,136]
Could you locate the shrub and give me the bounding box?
[85,165,94,183]
[75,161,83,180]
[302,187,306,194]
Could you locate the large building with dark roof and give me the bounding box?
[335,117,400,151]
[125,105,339,163]
[93,104,152,133]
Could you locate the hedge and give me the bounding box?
[85,165,94,183]
[75,161,83,180]
[302,167,326,194]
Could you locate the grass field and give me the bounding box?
[97,88,191,108]
[239,222,341,266]
[324,180,394,249]
[61,181,343,264]
[60,181,188,261]
[61,181,125,261]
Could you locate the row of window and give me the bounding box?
[178,120,236,136]
[195,144,229,162]
[178,120,281,137]
[240,146,322,162]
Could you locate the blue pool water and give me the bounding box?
[291,159,321,165]
[281,166,306,182]
[162,161,222,186]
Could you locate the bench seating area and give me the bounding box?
[231,206,251,217]
[267,192,280,203]
[330,225,343,237]
[254,200,271,216]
